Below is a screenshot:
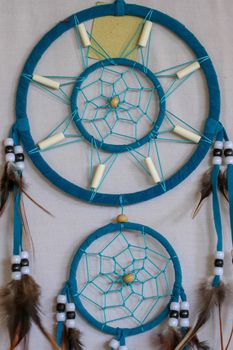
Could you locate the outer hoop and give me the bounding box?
[68,222,184,337]
[15,1,221,206]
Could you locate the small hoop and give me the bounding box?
[71,58,165,153]
[68,222,184,337]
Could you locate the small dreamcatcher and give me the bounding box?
[56,218,192,350]
[0,0,232,349]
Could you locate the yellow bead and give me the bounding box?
[123,273,135,284]
[110,96,120,108]
[116,214,128,223]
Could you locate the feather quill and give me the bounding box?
[174,282,226,350]
[0,275,59,350]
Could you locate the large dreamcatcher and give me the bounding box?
[0,0,232,349]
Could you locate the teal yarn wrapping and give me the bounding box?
[14,0,221,206]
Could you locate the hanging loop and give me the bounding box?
[114,0,126,16]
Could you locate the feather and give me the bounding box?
[193,170,212,218]
[61,326,83,350]
[0,275,59,350]
[0,163,21,215]
[193,170,228,218]
[156,328,182,349]
[68,328,83,350]
[174,281,227,350]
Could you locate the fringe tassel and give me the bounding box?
[0,275,59,350]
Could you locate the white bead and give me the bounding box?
[11,255,21,264]
[212,156,222,165]
[5,153,15,163]
[214,267,223,276]
[57,294,67,304]
[109,339,120,349]
[56,312,66,322]
[65,319,76,329]
[66,303,75,312]
[169,317,179,327]
[180,301,190,310]
[15,161,25,171]
[119,346,128,350]
[224,141,233,150]
[4,138,14,147]
[20,251,29,259]
[180,318,190,328]
[170,302,180,311]
[225,156,233,165]
[14,145,24,154]
[214,141,223,149]
[12,271,22,280]
[21,266,30,275]
[216,251,224,259]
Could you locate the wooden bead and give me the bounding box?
[123,273,135,284]
[32,74,60,89]
[176,61,200,79]
[116,214,128,223]
[110,96,120,109]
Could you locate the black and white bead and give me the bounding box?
[224,141,233,165]
[212,141,223,165]
[168,301,180,327]
[14,145,25,171]
[65,303,76,328]
[56,295,67,322]
[20,251,30,275]
[4,138,15,163]
[11,255,22,280]
[214,251,224,276]
[179,301,190,328]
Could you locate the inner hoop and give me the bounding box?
[71,58,166,153]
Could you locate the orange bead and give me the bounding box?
[110,96,120,108]
[123,273,135,284]
[116,214,128,223]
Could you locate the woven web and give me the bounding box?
[76,228,174,329]
[23,11,212,195]
[77,66,157,145]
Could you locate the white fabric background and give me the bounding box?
[0,0,232,349]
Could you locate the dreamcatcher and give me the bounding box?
[0,0,232,349]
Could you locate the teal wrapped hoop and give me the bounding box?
[15,0,221,206]
[71,58,166,153]
[56,222,186,341]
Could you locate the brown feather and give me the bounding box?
[174,282,227,350]
[61,326,83,350]
[193,170,212,218]
[0,275,59,350]
[68,328,83,350]
[156,328,182,350]
[0,163,21,215]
